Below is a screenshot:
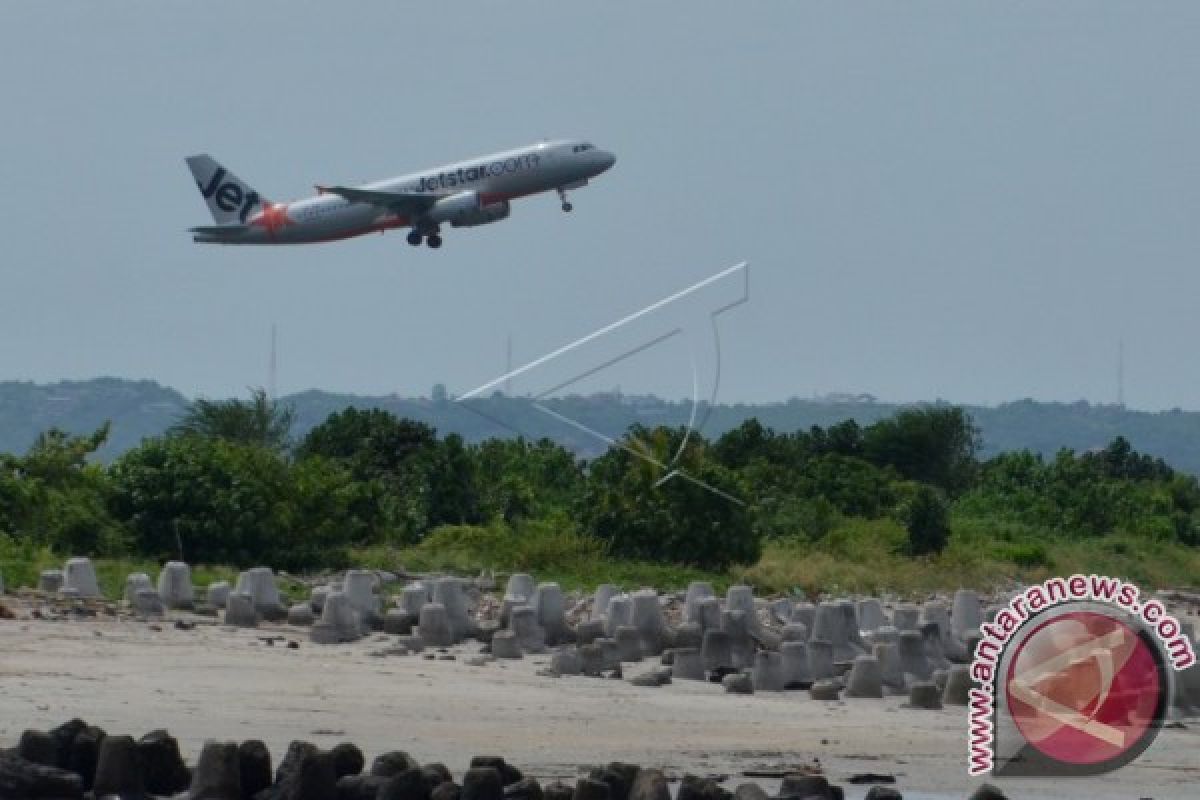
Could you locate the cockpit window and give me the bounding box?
[572,143,595,153]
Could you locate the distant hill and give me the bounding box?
[3,378,1200,473]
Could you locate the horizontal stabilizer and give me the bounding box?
[189,224,249,236]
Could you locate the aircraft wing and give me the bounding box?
[316,185,439,214]
[189,224,249,235]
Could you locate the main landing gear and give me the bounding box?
[407,228,443,248]
[557,187,573,213]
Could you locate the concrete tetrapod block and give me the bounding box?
[838,599,869,654]
[868,625,900,646]
[343,570,382,622]
[808,639,834,681]
[908,681,943,710]
[133,588,166,617]
[942,664,973,706]
[845,655,884,698]
[532,582,571,644]
[898,630,932,680]
[92,734,144,799]
[893,604,920,631]
[684,581,715,625]
[721,609,756,669]
[952,589,984,641]
[125,573,153,605]
[781,623,808,642]
[579,643,605,676]
[225,592,259,628]
[631,589,666,656]
[809,679,842,701]
[235,567,286,621]
[604,595,633,636]
[399,585,428,618]
[615,626,643,662]
[770,597,794,626]
[791,602,816,634]
[206,581,231,609]
[551,647,582,675]
[672,647,706,681]
[491,630,523,659]
[38,569,64,593]
[189,740,241,800]
[723,672,754,694]
[417,602,454,648]
[690,596,722,632]
[725,585,757,623]
[433,577,473,642]
[63,557,101,597]
[921,621,952,670]
[752,651,785,691]
[505,573,535,604]
[811,602,857,662]
[701,628,733,672]
[591,584,620,620]
[781,641,813,688]
[576,619,605,645]
[288,603,315,626]
[509,605,546,653]
[157,561,194,610]
[674,621,702,650]
[857,598,887,632]
[311,591,363,644]
[874,642,906,693]
[596,637,621,670]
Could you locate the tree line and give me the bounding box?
[2,389,1196,572]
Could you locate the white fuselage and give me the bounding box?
[192,139,615,244]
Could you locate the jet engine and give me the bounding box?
[450,200,511,228]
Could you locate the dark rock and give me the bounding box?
[573,778,611,800]
[92,734,146,799]
[469,758,523,787]
[47,719,87,769]
[0,750,84,799]
[779,774,830,800]
[372,752,420,778]
[67,725,106,791]
[628,769,669,800]
[330,743,364,779]
[336,774,388,800]
[676,775,731,800]
[588,763,638,800]
[504,777,544,800]
[966,786,1007,800]
[864,788,902,800]
[17,730,58,768]
[543,781,574,800]
[722,673,753,694]
[138,729,191,796]
[378,767,432,800]
[432,782,462,800]
[732,784,767,800]
[238,740,273,800]
[422,763,452,788]
[462,767,505,800]
[190,741,242,800]
[270,741,337,800]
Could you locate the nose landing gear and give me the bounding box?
[557,187,573,212]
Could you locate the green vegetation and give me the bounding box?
[2,390,1198,597]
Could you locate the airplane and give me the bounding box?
[185,139,616,249]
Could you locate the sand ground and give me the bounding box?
[1,613,1196,800]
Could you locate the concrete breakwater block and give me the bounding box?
[505,573,535,603]
[417,602,454,648]
[576,619,605,645]
[752,651,785,691]
[942,664,973,706]
[781,641,812,688]
[631,589,666,656]
[207,581,231,609]
[235,567,286,621]
[857,598,887,632]
[952,589,984,640]
[532,582,571,644]
[596,637,621,670]
[839,599,869,653]
[845,655,884,698]
[343,570,382,623]
[721,610,755,669]
[684,581,715,625]
[399,585,428,618]
[604,595,633,636]
[874,642,906,693]
[809,679,842,701]
[725,585,757,625]
[673,622,702,650]
[908,681,943,710]
[288,603,315,626]
[225,592,259,628]
[672,647,706,681]
[311,591,363,644]
[492,630,523,659]
[64,557,100,598]
[615,626,643,662]
[921,621,952,670]
[689,596,722,632]
[92,734,144,799]
[124,573,153,605]
[157,561,194,610]
[892,604,920,631]
[701,628,732,672]
[898,630,932,680]
[433,577,473,642]
[790,602,816,634]
[38,569,64,593]
[811,602,857,662]
[133,589,165,617]
[591,583,620,620]
[782,623,808,642]
[579,643,605,676]
[723,672,754,694]
[808,639,834,681]
[509,605,547,653]
[552,647,582,675]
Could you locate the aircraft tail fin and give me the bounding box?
[185,154,268,224]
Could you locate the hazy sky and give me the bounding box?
[2,3,1198,410]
